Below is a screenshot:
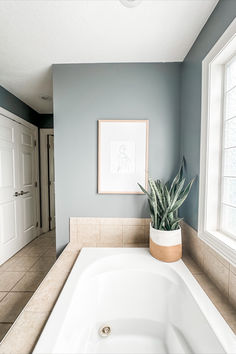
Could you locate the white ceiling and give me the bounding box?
[0,0,219,114]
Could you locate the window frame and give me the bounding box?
[219,55,236,240]
[199,19,236,266]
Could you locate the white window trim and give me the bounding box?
[199,19,236,266]
[220,56,236,240]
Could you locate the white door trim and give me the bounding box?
[0,106,40,238]
[0,107,38,131]
[40,128,54,233]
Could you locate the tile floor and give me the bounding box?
[0,230,56,342]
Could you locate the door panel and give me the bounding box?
[0,115,21,264]
[0,200,17,243]
[22,151,33,186]
[0,147,15,188]
[21,132,33,146]
[19,125,36,243]
[23,196,34,231]
[0,125,13,142]
[0,114,38,265]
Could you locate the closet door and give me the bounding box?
[0,115,21,264]
[0,115,38,265]
[18,124,37,245]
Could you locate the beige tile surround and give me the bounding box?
[181,222,236,310]
[70,217,150,248]
[0,217,235,353]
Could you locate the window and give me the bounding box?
[199,19,236,265]
[221,57,236,239]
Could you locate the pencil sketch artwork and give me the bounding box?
[98,120,148,193]
[110,141,135,175]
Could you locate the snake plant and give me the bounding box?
[138,159,195,231]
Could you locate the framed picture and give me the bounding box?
[98,120,149,194]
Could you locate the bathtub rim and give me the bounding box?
[33,247,236,354]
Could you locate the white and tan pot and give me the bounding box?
[149,224,182,262]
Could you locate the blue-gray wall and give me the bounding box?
[180,0,236,230]
[0,85,39,125]
[53,63,181,253]
[37,114,54,128]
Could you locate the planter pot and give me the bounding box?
[149,224,182,262]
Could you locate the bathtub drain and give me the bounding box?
[99,325,111,337]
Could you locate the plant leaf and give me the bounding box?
[138,157,195,231]
[137,183,152,199]
[164,184,171,207]
[171,218,182,230]
[170,158,185,196]
[148,179,159,228]
[179,177,195,201]
[170,178,185,208]
[153,180,165,211]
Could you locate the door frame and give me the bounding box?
[40,128,54,233]
[0,106,40,237]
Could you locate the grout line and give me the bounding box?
[0,292,9,303]
[7,291,35,294]
[206,246,230,269]
[98,223,101,246]
[122,224,124,246]
[27,256,45,272]
[7,273,26,292]
[227,269,230,301]
[0,270,38,273]
[204,248,230,299]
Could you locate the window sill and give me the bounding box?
[199,230,236,266]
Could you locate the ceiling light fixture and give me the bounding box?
[119,0,142,8]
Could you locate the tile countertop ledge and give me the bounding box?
[0,247,235,354]
[0,245,80,354]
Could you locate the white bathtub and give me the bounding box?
[33,248,236,354]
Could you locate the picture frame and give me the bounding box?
[98,120,149,194]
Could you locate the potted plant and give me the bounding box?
[138,159,195,262]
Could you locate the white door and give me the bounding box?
[19,124,37,244]
[0,116,21,264]
[0,114,38,265]
[48,135,55,230]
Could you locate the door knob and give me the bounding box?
[14,192,20,197]
[20,191,30,195]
